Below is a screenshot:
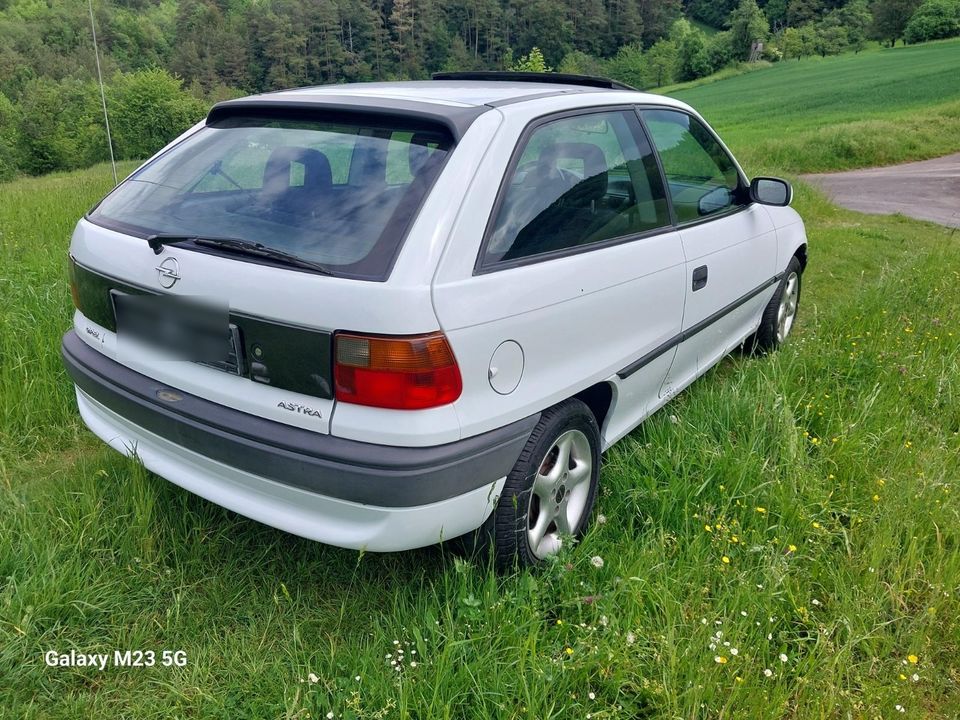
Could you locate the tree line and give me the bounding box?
[1,0,958,181]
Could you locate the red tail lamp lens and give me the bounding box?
[334,332,462,410]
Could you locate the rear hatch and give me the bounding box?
[69,102,461,435]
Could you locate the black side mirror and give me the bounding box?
[750,177,793,206]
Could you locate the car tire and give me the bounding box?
[456,399,601,570]
[748,255,802,354]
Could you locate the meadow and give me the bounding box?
[1,41,959,718]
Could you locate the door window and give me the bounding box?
[641,109,743,224]
[481,110,671,267]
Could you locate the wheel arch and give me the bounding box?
[793,243,808,273]
[573,381,615,434]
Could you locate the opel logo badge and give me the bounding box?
[156,257,181,289]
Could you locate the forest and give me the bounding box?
[1,0,958,180]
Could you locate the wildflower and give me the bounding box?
[307,673,320,684]
[588,692,596,700]
[895,705,906,713]
[626,632,636,645]
[763,668,773,677]
[788,544,797,553]
[907,654,919,664]
[591,556,604,569]
[755,507,767,514]
[355,676,361,681]
[899,673,907,680]
[873,494,880,502]
[812,522,821,529]
[714,656,728,664]
[410,661,418,668]
[779,653,788,663]
[556,619,563,625]
[811,599,821,606]
[705,524,713,532]
[565,647,574,655]
[911,673,919,682]
[721,556,730,564]
[327,713,335,719]
[597,514,607,525]
[730,648,739,656]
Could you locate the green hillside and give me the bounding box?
[668,38,960,173]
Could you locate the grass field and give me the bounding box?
[669,37,960,174]
[1,43,960,718]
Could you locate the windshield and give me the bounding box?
[88,113,453,280]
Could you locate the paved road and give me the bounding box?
[803,153,960,229]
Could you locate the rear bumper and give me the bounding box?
[62,331,536,550]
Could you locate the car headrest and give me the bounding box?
[540,142,608,202]
[262,146,333,195]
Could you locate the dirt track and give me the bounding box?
[802,153,960,229]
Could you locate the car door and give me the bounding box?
[431,107,685,447]
[639,108,778,395]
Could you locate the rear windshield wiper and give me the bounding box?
[147,233,243,255]
[194,237,336,276]
[146,234,336,276]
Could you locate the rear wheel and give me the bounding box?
[460,399,601,569]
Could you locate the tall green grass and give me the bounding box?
[1,45,959,718]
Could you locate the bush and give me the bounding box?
[604,44,646,89]
[0,91,17,182]
[13,77,105,176]
[904,0,960,42]
[672,20,714,81]
[706,31,735,70]
[557,50,606,77]
[107,69,207,161]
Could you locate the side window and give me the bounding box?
[482,110,671,267]
[641,110,742,223]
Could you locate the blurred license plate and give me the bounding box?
[111,291,235,367]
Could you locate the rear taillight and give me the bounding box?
[334,332,462,410]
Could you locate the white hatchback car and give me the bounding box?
[62,72,807,567]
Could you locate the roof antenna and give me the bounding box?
[87,0,118,186]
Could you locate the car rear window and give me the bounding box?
[88,113,453,280]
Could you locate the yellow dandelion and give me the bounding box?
[873,494,880,502]
[565,647,574,656]
[705,525,713,532]
[812,522,821,529]
[755,507,767,514]
[715,656,728,664]
[721,556,730,564]
[788,544,797,553]
[907,654,918,664]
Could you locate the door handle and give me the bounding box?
[692,265,708,291]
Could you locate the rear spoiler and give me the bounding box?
[206,95,489,143]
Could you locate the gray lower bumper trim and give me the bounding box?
[62,332,537,507]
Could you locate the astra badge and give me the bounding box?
[277,401,322,418]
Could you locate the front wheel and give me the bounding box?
[749,256,802,354]
[462,399,601,570]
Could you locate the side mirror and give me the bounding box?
[750,177,793,206]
